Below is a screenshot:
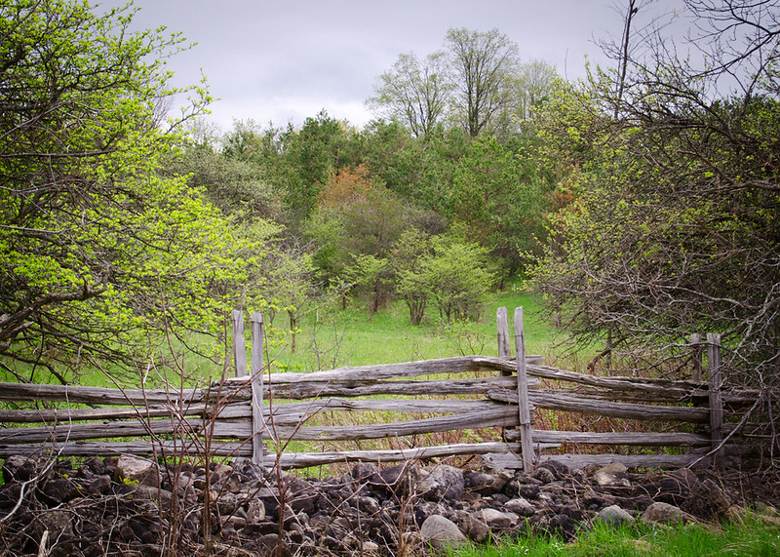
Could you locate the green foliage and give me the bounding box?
[0,0,263,382]
[343,254,392,314]
[360,120,424,199]
[531,74,780,380]
[419,236,495,323]
[390,229,433,325]
[304,210,351,281]
[450,135,549,276]
[172,139,283,221]
[306,167,409,286]
[276,111,362,222]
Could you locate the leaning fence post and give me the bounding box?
[707,332,723,469]
[232,309,247,377]
[497,307,512,377]
[250,312,265,466]
[690,333,703,382]
[513,307,535,472]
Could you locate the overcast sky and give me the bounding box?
[107,0,686,131]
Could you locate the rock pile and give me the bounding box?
[0,454,768,556]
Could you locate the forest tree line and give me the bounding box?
[0,0,777,387]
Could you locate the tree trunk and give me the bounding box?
[288,311,297,353]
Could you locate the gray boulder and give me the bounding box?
[478,508,519,529]
[464,471,505,494]
[641,502,697,524]
[3,455,37,483]
[593,462,630,488]
[418,465,465,501]
[117,454,159,486]
[505,497,535,517]
[459,513,489,542]
[246,498,266,523]
[597,504,635,525]
[420,514,467,548]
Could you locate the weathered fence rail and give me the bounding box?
[0,307,755,471]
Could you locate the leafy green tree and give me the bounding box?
[414,127,471,213]
[172,140,283,221]
[360,120,423,199]
[0,0,259,383]
[307,166,409,287]
[264,248,314,353]
[421,237,494,322]
[343,254,392,314]
[276,111,361,222]
[450,136,548,278]
[390,229,433,324]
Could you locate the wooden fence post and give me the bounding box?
[496,307,512,377]
[690,333,703,382]
[232,309,247,377]
[250,312,265,466]
[707,332,723,469]
[513,307,535,472]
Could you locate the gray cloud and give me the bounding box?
[104,0,686,130]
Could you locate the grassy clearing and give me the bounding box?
[2,287,565,387]
[267,286,568,373]
[448,517,780,557]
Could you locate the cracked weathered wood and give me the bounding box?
[228,355,544,385]
[504,429,711,446]
[0,382,205,405]
[0,440,559,467]
[496,307,512,377]
[513,307,535,472]
[0,440,252,457]
[232,309,247,378]
[250,311,265,466]
[488,388,710,422]
[0,402,527,444]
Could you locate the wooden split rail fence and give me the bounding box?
[0,308,755,471]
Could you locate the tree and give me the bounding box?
[422,237,495,322]
[171,139,283,221]
[265,248,314,353]
[275,111,360,223]
[306,165,409,299]
[369,52,452,138]
[532,0,780,386]
[343,254,392,314]
[446,28,520,137]
[0,0,258,383]
[390,229,433,325]
[513,60,558,121]
[413,126,471,213]
[360,120,423,199]
[450,135,549,277]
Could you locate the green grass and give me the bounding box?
[268,286,564,374]
[1,287,579,387]
[449,517,780,557]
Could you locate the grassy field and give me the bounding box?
[448,517,780,557]
[1,286,586,386]
[266,286,570,374]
